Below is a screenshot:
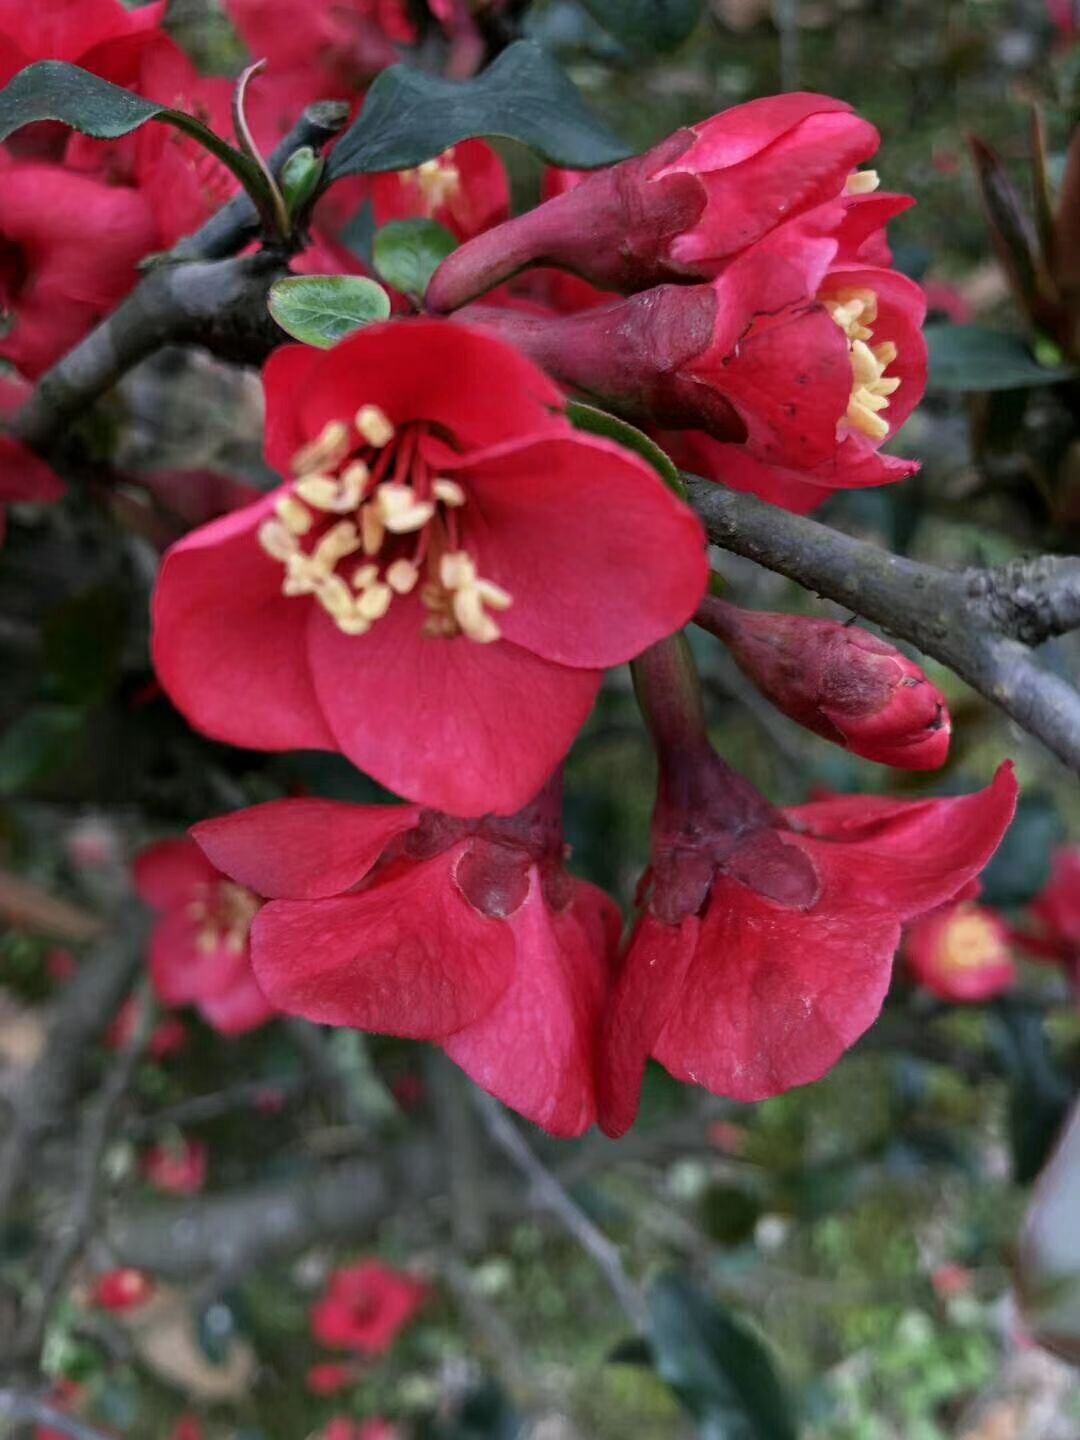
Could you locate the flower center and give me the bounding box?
[257,410,512,644]
[824,286,901,442]
[935,906,1007,974]
[843,168,880,196]
[188,880,261,955]
[399,149,462,214]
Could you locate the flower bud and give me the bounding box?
[904,898,1016,1002]
[91,1268,156,1313]
[427,94,879,311]
[698,596,951,770]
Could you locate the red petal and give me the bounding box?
[152,494,337,753]
[134,838,218,911]
[598,913,699,1138]
[193,799,422,900]
[458,433,707,667]
[651,874,899,1101]
[444,870,611,1137]
[306,592,602,817]
[250,846,515,1038]
[149,911,248,1006]
[198,967,276,1035]
[671,94,857,171]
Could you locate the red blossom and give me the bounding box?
[372,140,510,243]
[143,1137,208,1195]
[904,897,1016,1003]
[598,642,1018,1136]
[0,159,157,378]
[0,376,64,541]
[133,838,276,1036]
[106,995,190,1060]
[170,1418,205,1440]
[1015,846,1080,986]
[311,1261,428,1355]
[325,1421,399,1440]
[307,1361,361,1396]
[458,244,927,505]
[932,1264,974,1299]
[152,321,707,817]
[91,1267,156,1312]
[428,94,886,310]
[697,596,951,769]
[0,0,166,90]
[193,780,621,1137]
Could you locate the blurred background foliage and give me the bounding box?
[1,1,1079,1438]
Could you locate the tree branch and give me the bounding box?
[685,476,1080,773]
[0,1390,113,1440]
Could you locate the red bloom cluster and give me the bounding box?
[143,1137,209,1196]
[134,839,275,1036]
[904,889,1016,1002]
[311,1261,428,1355]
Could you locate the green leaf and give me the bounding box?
[579,0,704,51]
[926,323,1077,392]
[0,705,85,796]
[374,219,458,301]
[268,275,392,348]
[567,401,685,496]
[328,40,631,180]
[991,1003,1071,1184]
[647,1273,798,1440]
[1019,1100,1080,1365]
[0,62,271,219]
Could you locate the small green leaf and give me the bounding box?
[374,219,458,301]
[329,40,631,180]
[0,62,273,223]
[280,145,325,218]
[567,402,685,496]
[647,1272,798,1440]
[0,706,85,796]
[268,275,392,348]
[926,323,1077,392]
[580,0,704,51]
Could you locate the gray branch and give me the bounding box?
[685,476,1080,773]
[0,1390,113,1440]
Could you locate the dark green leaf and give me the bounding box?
[608,1335,655,1366]
[992,1003,1072,1184]
[268,275,392,348]
[0,62,269,212]
[567,402,685,496]
[926,323,1077,392]
[699,1184,762,1247]
[328,41,631,179]
[579,0,704,51]
[1018,1100,1080,1365]
[647,1272,798,1440]
[374,219,458,301]
[0,706,85,796]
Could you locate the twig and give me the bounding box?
[13,987,156,1362]
[425,1052,489,1255]
[0,902,147,1231]
[472,1091,647,1331]
[0,871,103,943]
[685,475,1080,773]
[0,1390,113,1440]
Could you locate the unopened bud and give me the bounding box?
[698,596,951,770]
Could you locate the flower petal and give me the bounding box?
[134,839,218,911]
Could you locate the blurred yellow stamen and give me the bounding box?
[825,287,901,442]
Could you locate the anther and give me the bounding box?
[291,420,351,476]
[844,169,880,195]
[258,519,300,562]
[433,478,466,507]
[387,558,420,594]
[357,582,393,620]
[351,563,379,590]
[355,405,395,448]
[361,506,385,556]
[275,495,314,535]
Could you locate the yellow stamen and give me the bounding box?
[291,420,351,477]
[275,495,314,535]
[401,151,462,213]
[361,506,385,557]
[258,519,300,562]
[357,582,393,621]
[351,562,379,590]
[387,558,420,594]
[937,907,1008,973]
[825,286,901,442]
[355,404,395,448]
[844,169,880,196]
[433,478,467,507]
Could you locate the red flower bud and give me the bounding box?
[697,597,951,770]
[428,93,880,311]
[904,899,1016,1003]
[143,1137,208,1196]
[311,1261,428,1356]
[91,1267,156,1312]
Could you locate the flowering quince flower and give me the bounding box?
[0,156,158,378]
[458,237,928,498]
[598,640,1019,1137]
[325,1421,400,1440]
[311,1260,428,1355]
[133,839,276,1036]
[371,140,510,244]
[428,93,909,310]
[170,1417,205,1440]
[192,780,622,1137]
[0,376,64,542]
[1015,845,1080,988]
[697,595,951,769]
[91,1267,156,1312]
[307,1361,361,1397]
[143,1136,209,1196]
[932,1264,974,1300]
[152,321,707,816]
[0,0,165,92]
[106,995,189,1060]
[903,894,1016,1002]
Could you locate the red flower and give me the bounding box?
[0,376,64,541]
[311,1261,428,1355]
[932,1264,973,1299]
[170,1418,205,1440]
[599,648,1018,1136]
[1016,846,1080,985]
[106,996,189,1060]
[143,1137,208,1196]
[307,1361,360,1396]
[325,1421,399,1440]
[459,244,927,502]
[193,781,621,1137]
[372,140,509,243]
[0,0,165,88]
[133,838,276,1036]
[152,321,707,817]
[0,160,157,378]
[91,1267,156,1312]
[697,596,951,770]
[428,93,882,310]
[904,897,1016,1002]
